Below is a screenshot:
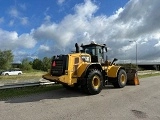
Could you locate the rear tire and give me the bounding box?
[113,69,127,88]
[81,69,103,95]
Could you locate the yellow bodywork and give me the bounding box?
[43,53,124,86]
[42,53,90,85]
[106,65,121,78]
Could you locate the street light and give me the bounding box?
[129,40,138,70]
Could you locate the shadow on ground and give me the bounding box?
[1,85,115,103]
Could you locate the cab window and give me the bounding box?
[85,47,96,56]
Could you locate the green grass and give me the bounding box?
[0,85,63,100]
[138,73,160,79]
[0,71,47,80]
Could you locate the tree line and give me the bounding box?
[0,50,52,71]
[21,57,51,71]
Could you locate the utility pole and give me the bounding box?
[129,40,138,71]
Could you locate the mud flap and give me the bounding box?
[126,69,140,85]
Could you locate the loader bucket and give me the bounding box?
[126,69,140,85]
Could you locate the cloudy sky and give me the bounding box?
[0,0,160,64]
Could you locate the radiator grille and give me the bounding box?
[51,55,68,76]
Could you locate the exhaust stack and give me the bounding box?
[75,43,80,53]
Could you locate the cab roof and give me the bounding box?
[81,42,106,48]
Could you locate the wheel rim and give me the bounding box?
[92,75,100,89]
[120,74,126,84]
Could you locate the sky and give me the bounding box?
[0,0,160,64]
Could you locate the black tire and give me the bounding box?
[18,73,21,75]
[113,69,127,88]
[81,69,103,95]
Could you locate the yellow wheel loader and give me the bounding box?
[42,42,139,95]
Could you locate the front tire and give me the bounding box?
[113,69,127,88]
[81,69,103,95]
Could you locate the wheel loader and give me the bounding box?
[42,41,139,95]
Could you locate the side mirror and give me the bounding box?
[111,58,118,65]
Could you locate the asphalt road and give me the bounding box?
[0,76,160,120]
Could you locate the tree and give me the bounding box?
[21,58,32,71]
[32,58,43,70]
[42,57,51,71]
[0,50,14,70]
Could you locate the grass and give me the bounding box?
[0,71,55,100]
[0,84,63,100]
[0,71,47,80]
[138,72,160,78]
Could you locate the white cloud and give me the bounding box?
[57,0,65,5]
[0,28,37,62]
[0,29,37,50]
[19,3,26,10]
[33,0,99,47]
[9,20,14,26]
[2,0,160,62]
[0,29,18,49]
[20,17,28,25]
[74,0,98,18]
[9,7,19,18]
[44,15,51,23]
[13,50,38,63]
[31,0,160,62]
[39,45,50,51]
[8,6,29,26]
[18,33,37,48]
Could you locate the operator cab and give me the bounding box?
[81,41,107,63]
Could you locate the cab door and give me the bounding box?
[96,46,104,63]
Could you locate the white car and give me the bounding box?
[1,70,23,76]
